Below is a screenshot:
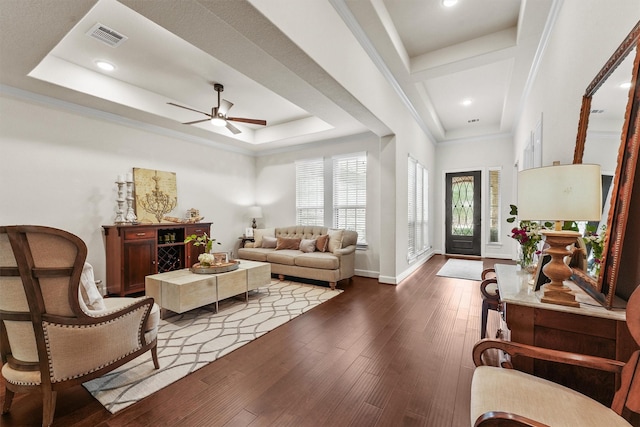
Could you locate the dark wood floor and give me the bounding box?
[1,255,503,427]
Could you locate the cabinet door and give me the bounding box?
[123,239,156,293]
[185,224,209,267]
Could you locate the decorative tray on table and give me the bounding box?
[190,260,240,274]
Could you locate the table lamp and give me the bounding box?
[247,206,263,229]
[518,164,602,307]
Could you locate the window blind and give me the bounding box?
[295,158,324,226]
[408,155,429,261]
[333,153,366,244]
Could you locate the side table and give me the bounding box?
[495,263,637,406]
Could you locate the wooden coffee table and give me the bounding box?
[145,260,271,318]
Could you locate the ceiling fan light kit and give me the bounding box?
[167,83,266,135]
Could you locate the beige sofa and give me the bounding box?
[237,226,358,289]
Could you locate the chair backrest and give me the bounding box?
[612,284,640,418]
[0,226,87,377]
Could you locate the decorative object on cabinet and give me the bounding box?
[247,205,262,229]
[471,279,640,426]
[572,20,640,307]
[0,225,160,426]
[125,172,138,223]
[114,175,127,224]
[103,222,212,296]
[517,164,602,307]
[133,168,177,223]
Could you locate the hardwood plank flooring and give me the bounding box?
[0,255,505,427]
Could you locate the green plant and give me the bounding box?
[184,232,220,253]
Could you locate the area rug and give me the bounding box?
[436,258,483,281]
[83,280,342,413]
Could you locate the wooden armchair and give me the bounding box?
[0,226,160,426]
[470,284,640,427]
[479,268,500,339]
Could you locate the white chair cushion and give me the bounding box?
[79,262,106,311]
[471,366,631,427]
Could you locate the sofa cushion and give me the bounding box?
[237,248,271,262]
[262,236,277,248]
[316,234,329,252]
[327,229,344,253]
[300,239,317,253]
[253,228,275,248]
[266,250,300,265]
[294,253,339,270]
[276,237,301,250]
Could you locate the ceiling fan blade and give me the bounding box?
[167,102,211,117]
[182,118,212,125]
[225,121,242,134]
[228,117,267,126]
[218,99,233,116]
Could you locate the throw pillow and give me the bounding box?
[316,234,329,252]
[79,262,106,311]
[327,229,344,253]
[276,237,301,250]
[253,227,275,248]
[300,238,317,253]
[261,236,277,248]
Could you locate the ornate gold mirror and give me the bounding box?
[572,20,640,308]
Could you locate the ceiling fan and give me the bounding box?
[167,83,267,134]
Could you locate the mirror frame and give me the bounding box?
[572,20,640,308]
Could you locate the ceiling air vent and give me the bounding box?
[86,23,128,47]
[467,118,480,123]
[590,109,605,114]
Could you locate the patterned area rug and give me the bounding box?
[436,258,483,281]
[83,280,342,413]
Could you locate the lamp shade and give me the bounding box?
[247,206,263,219]
[517,164,602,222]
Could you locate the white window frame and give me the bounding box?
[295,153,367,246]
[333,152,367,246]
[408,155,429,262]
[488,167,502,244]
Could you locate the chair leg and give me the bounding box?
[42,389,57,427]
[151,343,160,369]
[481,300,489,339]
[2,387,14,414]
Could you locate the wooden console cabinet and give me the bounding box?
[495,263,638,406]
[103,222,211,296]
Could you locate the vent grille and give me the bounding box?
[86,23,128,47]
[590,109,605,114]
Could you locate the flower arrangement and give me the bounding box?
[583,224,606,277]
[184,232,221,266]
[507,204,546,270]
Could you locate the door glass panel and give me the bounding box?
[451,176,474,236]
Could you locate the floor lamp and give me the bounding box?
[517,164,602,307]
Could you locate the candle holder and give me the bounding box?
[114,178,127,224]
[125,177,138,223]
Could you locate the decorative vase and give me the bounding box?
[519,246,537,274]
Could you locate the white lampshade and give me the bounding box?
[247,206,263,219]
[517,164,602,222]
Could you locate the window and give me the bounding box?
[489,168,501,243]
[408,156,429,261]
[295,153,367,245]
[295,158,324,226]
[333,153,367,245]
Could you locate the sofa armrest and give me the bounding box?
[334,244,356,256]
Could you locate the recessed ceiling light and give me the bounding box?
[442,0,458,7]
[620,82,632,89]
[95,60,115,72]
[461,98,473,107]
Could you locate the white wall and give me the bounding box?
[255,132,381,278]
[514,0,640,168]
[435,135,515,259]
[0,94,256,283]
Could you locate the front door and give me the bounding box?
[445,171,481,256]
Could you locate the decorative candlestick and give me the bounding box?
[125,176,138,223]
[114,177,127,224]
